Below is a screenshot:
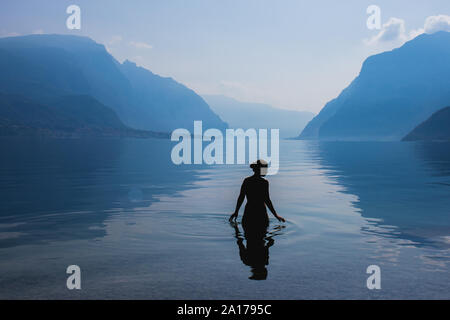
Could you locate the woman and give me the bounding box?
[229,160,285,234]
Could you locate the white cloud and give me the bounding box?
[365,17,407,46]
[408,28,424,40]
[366,14,450,47]
[424,14,450,33]
[32,29,44,35]
[409,15,450,39]
[129,41,153,50]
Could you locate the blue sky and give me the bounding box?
[1,0,449,113]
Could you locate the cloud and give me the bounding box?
[424,14,450,33]
[32,29,44,35]
[129,41,153,50]
[408,27,425,40]
[366,14,450,47]
[409,15,450,39]
[365,17,407,45]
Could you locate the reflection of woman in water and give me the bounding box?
[229,159,285,228]
[229,159,285,280]
[232,223,275,280]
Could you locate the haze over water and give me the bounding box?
[0,138,449,299]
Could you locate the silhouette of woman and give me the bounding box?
[229,159,284,280]
[229,159,285,232]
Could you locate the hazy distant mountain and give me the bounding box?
[0,93,166,138]
[298,31,450,141]
[203,95,314,138]
[403,106,450,141]
[0,34,226,133]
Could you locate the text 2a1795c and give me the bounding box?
[221,304,271,315]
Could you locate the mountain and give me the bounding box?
[298,31,450,141]
[0,93,167,138]
[0,34,227,133]
[120,61,226,132]
[203,95,314,138]
[403,106,450,141]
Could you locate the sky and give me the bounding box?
[1,0,449,113]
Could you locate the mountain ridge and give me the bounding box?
[403,106,450,141]
[0,34,227,134]
[298,31,450,141]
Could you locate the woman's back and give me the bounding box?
[243,175,269,214]
[243,176,269,207]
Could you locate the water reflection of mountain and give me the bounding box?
[413,141,450,178]
[314,141,450,246]
[0,138,206,248]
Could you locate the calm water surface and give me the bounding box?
[0,138,449,299]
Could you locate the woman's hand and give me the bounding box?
[229,212,238,222]
[275,214,286,223]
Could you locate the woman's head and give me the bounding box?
[250,159,268,176]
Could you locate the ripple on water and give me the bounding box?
[91,208,305,255]
[156,212,303,244]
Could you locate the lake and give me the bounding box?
[0,138,449,299]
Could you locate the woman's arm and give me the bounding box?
[264,181,285,222]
